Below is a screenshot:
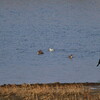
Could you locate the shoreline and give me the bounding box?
[0,82,100,86]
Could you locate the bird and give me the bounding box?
[48,48,55,52]
[37,50,44,55]
[97,59,100,67]
[68,54,73,59]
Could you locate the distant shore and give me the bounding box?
[0,82,100,100]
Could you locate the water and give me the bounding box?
[0,0,100,84]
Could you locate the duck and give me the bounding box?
[97,59,100,67]
[37,50,44,55]
[68,54,73,59]
[48,48,55,52]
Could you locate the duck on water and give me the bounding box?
[68,54,73,59]
[37,50,44,55]
[48,48,55,52]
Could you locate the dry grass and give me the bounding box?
[0,83,100,100]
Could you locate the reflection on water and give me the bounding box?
[0,0,100,84]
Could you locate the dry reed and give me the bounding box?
[0,83,100,100]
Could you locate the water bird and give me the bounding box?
[68,54,73,59]
[48,48,55,52]
[37,50,44,55]
[97,59,100,67]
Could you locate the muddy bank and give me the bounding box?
[0,83,100,100]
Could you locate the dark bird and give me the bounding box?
[37,50,44,55]
[97,59,100,67]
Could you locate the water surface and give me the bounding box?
[0,0,100,84]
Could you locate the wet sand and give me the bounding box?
[0,83,100,100]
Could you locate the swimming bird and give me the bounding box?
[37,50,44,55]
[97,59,100,67]
[68,54,73,59]
[48,48,55,52]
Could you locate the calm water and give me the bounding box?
[0,0,100,84]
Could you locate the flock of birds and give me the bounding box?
[37,48,73,59]
[37,48,55,55]
[37,48,100,67]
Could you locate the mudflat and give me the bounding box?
[0,83,100,100]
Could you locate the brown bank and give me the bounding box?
[0,82,100,100]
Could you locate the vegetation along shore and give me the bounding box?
[0,82,100,100]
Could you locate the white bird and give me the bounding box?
[48,48,55,52]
